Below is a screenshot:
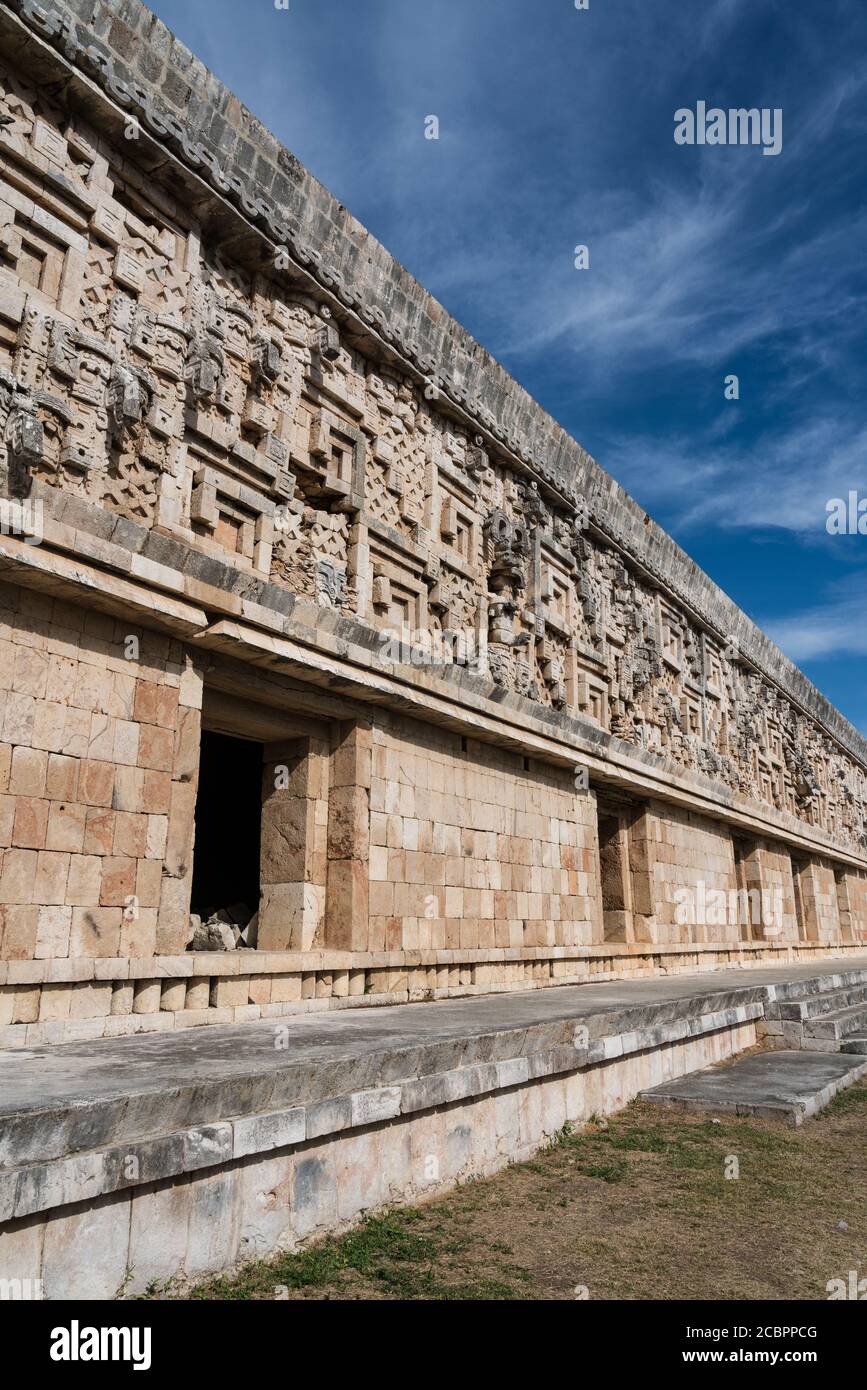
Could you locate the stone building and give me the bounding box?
[1,0,866,1051]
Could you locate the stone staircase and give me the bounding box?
[644,964,867,1125]
[763,967,867,1055]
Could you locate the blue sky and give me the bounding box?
[150,0,867,732]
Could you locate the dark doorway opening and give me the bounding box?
[190,730,263,921]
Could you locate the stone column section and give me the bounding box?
[840,868,867,943]
[627,807,656,943]
[591,799,657,945]
[752,843,799,943]
[156,653,203,955]
[325,720,372,950]
[581,787,605,946]
[258,735,330,951]
[835,869,855,943]
[796,858,843,943]
[732,839,765,942]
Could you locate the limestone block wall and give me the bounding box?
[368,717,598,952]
[0,580,201,965]
[752,843,800,943]
[0,566,865,1048]
[794,857,843,944]
[633,814,858,948]
[259,733,330,953]
[840,870,867,943]
[645,804,739,945]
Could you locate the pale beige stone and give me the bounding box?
[35,905,72,959]
[9,747,48,798]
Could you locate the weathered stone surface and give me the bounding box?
[0,960,859,1208]
[236,1150,295,1264]
[183,1168,239,1280]
[126,1177,192,1295]
[233,1108,305,1159]
[349,1086,402,1128]
[40,1192,131,1301]
[0,0,863,1058]
[0,960,859,1298]
[642,1049,867,1124]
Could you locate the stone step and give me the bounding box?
[804,1000,867,1043]
[772,980,867,1023]
[641,1049,867,1124]
[841,1035,867,1056]
[0,980,767,1172]
[0,977,770,1239]
[769,967,867,1008]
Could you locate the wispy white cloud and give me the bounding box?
[764,575,867,663]
[603,412,867,536]
[698,0,753,51]
[493,181,867,387]
[150,0,867,392]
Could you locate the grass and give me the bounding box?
[179,1209,517,1301]
[146,1079,867,1301]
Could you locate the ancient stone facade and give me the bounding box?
[0,0,866,1046]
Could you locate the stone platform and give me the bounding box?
[2,957,866,1298]
[642,1049,867,1124]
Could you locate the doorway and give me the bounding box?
[190,730,263,921]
